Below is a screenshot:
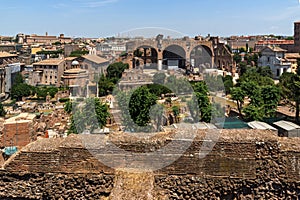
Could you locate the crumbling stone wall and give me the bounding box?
[1,130,300,199]
[0,171,114,199]
[155,140,300,199]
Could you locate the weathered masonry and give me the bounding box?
[1,130,300,199]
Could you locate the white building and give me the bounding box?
[258,46,292,79]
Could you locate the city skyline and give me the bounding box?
[1,0,300,38]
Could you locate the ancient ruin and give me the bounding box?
[1,130,300,199]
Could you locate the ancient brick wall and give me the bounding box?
[1,130,300,199]
[1,121,34,147]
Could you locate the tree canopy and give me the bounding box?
[106,62,129,84]
[98,62,129,97]
[279,72,300,122]
[129,86,157,127]
[231,70,280,121]
[69,50,89,57]
[68,98,110,134]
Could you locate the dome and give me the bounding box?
[71,60,79,66]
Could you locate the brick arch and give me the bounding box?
[163,45,186,69]
[129,40,158,52]
[163,45,186,58]
[128,39,216,69]
[190,45,213,71]
[133,45,158,68]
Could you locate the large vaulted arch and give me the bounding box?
[190,45,213,72]
[163,45,186,69]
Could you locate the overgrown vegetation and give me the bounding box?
[69,50,89,57]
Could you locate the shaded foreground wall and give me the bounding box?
[1,130,300,199]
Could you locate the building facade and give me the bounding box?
[32,59,65,86]
[0,52,22,96]
[78,55,109,81]
[61,61,89,97]
[258,46,292,79]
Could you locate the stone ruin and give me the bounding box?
[0,129,300,199]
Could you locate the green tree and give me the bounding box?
[260,85,280,118]
[69,50,89,57]
[14,73,24,85]
[230,87,246,117]
[237,70,274,86]
[106,62,129,83]
[191,81,208,94]
[279,72,300,122]
[64,101,73,114]
[129,86,157,126]
[256,66,273,78]
[11,73,36,100]
[232,71,280,121]
[233,53,242,64]
[223,75,233,95]
[11,83,34,101]
[243,104,264,121]
[98,74,115,96]
[146,84,172,97]
[239,62,248,76]
[188,92,212,123]
[240,81,259,99]
[36,86,58,99]
[116,87,160,132]
[68,98,110,134]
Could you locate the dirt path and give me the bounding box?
[109,169,167,200]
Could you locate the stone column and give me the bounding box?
[96,82,99,98]
[158,51,163,70]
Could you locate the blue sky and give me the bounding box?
[1,0,300,38]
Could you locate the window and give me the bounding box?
[277,69,280,77]
[267,57,270,63]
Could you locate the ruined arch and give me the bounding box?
[190,45,213,72]
[163,45,186,69]
[133,45,158,68]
